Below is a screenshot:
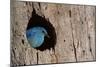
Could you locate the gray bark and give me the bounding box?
[11,1,96,66]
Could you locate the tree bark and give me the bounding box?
[11,1,96,66]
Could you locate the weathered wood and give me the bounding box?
[11,1,96,66]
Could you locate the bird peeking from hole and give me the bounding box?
[26,27,49,48]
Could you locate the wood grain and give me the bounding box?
[11,1,96,66]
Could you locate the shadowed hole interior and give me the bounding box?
[26,9,57,51]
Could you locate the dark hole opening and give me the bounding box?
[64,40,66,42]
[22,39,24,44]
[26,9,57,51]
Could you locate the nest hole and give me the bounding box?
[26,9,57,51]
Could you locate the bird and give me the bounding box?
[26,27,49,48]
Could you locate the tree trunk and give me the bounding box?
[11,1,96,66]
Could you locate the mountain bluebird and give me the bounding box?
[26,27,49,48]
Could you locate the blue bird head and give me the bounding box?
[26,27,49,48]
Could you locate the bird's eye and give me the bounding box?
[42,30,45,33]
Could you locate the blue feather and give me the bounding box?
[26,27,48,48]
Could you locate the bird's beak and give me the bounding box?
[46,34,50,38]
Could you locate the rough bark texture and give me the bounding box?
[11,1,96,66]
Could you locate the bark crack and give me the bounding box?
[49,48,58,63]
[36,50,39,64]
[88,35,94,60]
[53,48,58,63]
[70,22,77,62]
